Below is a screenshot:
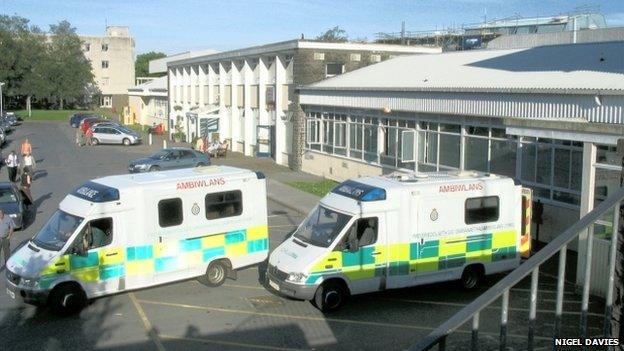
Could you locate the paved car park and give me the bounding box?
[0,121,607,350]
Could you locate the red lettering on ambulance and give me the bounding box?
[439,182,484,193]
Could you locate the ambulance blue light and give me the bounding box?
[71,181,120,203]
[331,180,386,202]
[361,188,386,201]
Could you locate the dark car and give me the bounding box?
[80,117,108,133]
[0,182,32,230]
[128,147,211,173]
[70,113,99,128]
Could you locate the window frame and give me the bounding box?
[205,190,243,220]
[465,196,500,225]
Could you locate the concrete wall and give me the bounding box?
[487,27,624,50]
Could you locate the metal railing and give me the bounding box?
[410,185,624,351]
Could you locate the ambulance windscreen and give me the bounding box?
[331,180,386,202]
[71,181,120,203]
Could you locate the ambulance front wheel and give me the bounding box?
[206,260,229,287]
[312,280,349,313]
[49,283,87,315]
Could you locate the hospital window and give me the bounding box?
[158,198,183,227]
[465,196,500,225]
[205,190,243,220]
[325,63,344,78]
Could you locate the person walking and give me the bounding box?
[21,138,32,156]
[20,168,33,205]
[5,151,19,182]
[0,209,15,265]
[22,153,36,175]
[75,127,84,147]
[85,127,94,146]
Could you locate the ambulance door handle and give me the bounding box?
[371,252,381,256]
[105,253,118,257]
[327,258,337,262]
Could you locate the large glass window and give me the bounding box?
[465,196,500,224]
[294,205,352,248]
[33,210,84,251]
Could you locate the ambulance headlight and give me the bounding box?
[20,277,39,288]
[286,272,308,284]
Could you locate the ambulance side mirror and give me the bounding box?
[71,243,87,257]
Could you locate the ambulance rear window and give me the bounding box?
[465,196,499,224]
[331,180,386,202]
[71,181,120,203]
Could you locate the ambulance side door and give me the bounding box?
[337,213,387,295]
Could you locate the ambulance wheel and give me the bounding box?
[313,280,349,313]
[206,260,228,287]
[461,265,484,290]
[49,283,87,315]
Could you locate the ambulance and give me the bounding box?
[267,171,531,312]
[6,166,269,313]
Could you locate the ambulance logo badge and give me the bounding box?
[191,203,200,215]
[430,209,438,221]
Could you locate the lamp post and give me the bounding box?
[0,82,5,117]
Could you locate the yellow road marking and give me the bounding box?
[160,334,305,351]
[129,293,167,351]
[378,297,603,317]
[137,299,553,341]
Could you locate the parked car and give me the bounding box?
[0,118,12,133]
[6,112,23,122]
[0,182,32,230]
[6,115,20,126]
[91,124,141,146]
[0,128,5,145]
[79,117,107,133]
[70,113,99,128]
[128,147,210,173]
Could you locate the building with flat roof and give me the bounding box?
[126,76,168,128]
[81,26,135,113]
[298,41,624,297]
[166,39,441,166]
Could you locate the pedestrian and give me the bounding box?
[85,127,94,146]
[0,209,15,265]
[20,168,33,205]
[5,151,19,182]
[21,138,32,156]
[22,153,36,175]
[195,136,204,152]
[75,127,84,147]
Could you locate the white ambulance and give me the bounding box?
[6,166,269,313]
[267,171,531,312]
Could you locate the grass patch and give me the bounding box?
[14,109,118,121]
[287,179,338,197]
[125,124,149,133]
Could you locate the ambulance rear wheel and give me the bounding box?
[461,265,484,290]
[206,260,228,287]
[49,283,87,315]
[313,280,348,313]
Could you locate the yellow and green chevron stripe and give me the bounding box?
[305,229,517,285]
[39,225,268,289]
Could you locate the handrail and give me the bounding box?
[409,185,624,351]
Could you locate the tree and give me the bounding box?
[316,26,348,43]
[45,21,94,109]
[135,51,166,78]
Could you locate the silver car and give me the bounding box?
[91,125,141,146]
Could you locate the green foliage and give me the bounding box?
[13,109,117,121]
[135,51,166,78]
[0,16,94,110]
[287,180,338,197]
[316,26,348,43]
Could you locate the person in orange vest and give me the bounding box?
[21,139,32,156]
[85,128,94,146]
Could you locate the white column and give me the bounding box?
[576,142,597,286]
[207,64,214,105]
[230,61,241,152]
[274,55,286,165]
[198,65,206,106]
[258,57,268,127]
[218,62,229,141]
[167,68,174,135]
[243,59,254,156]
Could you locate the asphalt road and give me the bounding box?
[0,121,606,351]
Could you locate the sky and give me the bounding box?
[3,0,624,55]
